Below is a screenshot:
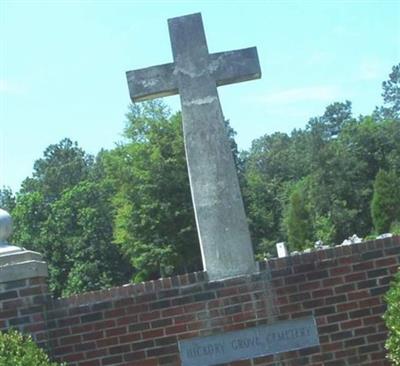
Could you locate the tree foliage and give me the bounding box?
[0,188,15,213]
[371,170,400,234]
[20,138,93,201]
[380,63,400,120]
[0,330,65,366]
[242,88,399,257]
[385,269,400,365]
[103,101,202,281]
[42,180,132,296]
[284,180,313,251]
[7,63,400,294]
[10,140,131,297]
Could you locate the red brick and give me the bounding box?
[183,302,205,313]
[348,290,369,301]
[23,323,46,332]
[60,335,81,345]
[142,328,164,339]
[63,353,85,362]
[85,349,108,359]
[359,297,381,308]
[312,288,333,298]
[119,332,141,343]
[280,303,301,314]
[323,277,344,286]
[124,350,146,362]
[174,313,195,324]
[330,266,351,276]
[101,355,123,365]
[96,336,118,348]
[345,272,366,282]
[82,330,103,341]
[71,324,93,335]
[19,286,45,296]
[298,280,321,291]
[79,361,100,366]
[340,318,362,330]
[217,287,238,297]
[52,345,74,356]
[140,311,160,321]
[104,308,125,318]
[337,302,358,312]
[93,319,116,330]
[117,314,138,325]
[124,359,157,366]
[165,324,187,335]
[126,303,149,313]
[105,326,126,337]
[375,257,397,267]
[161,306,183,317]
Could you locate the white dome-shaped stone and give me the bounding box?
[0,209,13,243]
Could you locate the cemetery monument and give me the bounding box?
[126,13,260,281]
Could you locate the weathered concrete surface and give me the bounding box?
[0,209,48,282]
[0,249,48,282]
[126,13,261,280]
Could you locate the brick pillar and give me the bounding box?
[0,209,50,346]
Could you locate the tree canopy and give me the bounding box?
[1,63,399,295]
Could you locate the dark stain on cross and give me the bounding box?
[126,13,262,281]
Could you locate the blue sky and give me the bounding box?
[1,0,399,193]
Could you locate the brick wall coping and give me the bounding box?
[52,236,399,309]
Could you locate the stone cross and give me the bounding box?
[126,13,261,280]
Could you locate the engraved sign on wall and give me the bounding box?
[178,316,320,366]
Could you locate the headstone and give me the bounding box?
[315,240,329,250]
[126,13,261,280]
[376,233,393,239]
[341,234,362,246]
[178,317,319,366]
[276,242,288,258]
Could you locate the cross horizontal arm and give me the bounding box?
[126,62,177,102]
[126,47,261,103]
[210,47,261,87]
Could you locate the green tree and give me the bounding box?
[384,269,400,365]
[320,100,352,138]
[374,63,400,121]
[284,180,313,251]
[42,180,132,296]
[0,188,15,213]
[103,101,202,281]
[21,138,93,202]
[241,99,400,250]
[11,139,130,296]
[381,63,400,120]
[242,132,296,257]
[12,191,48,252]
[0,330,65,366]
[371,169,400,234]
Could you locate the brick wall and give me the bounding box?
[0,276,50,347]
[1,236,399,366]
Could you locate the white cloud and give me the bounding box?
[256,86,341,104]
[307,51,331,66]
[0,79,26,94]
[332,25,358,38]
[359,59,383,81]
